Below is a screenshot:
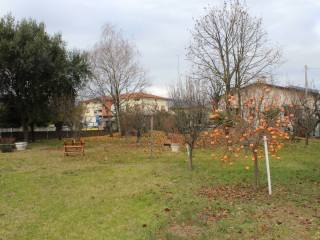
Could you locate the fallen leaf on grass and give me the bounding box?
[164,208,171,212]
[198,185,256,201]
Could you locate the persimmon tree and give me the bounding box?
[211,87,292,189]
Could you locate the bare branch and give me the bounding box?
[187,1,281,113]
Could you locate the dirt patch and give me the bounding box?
[198,207,230,224]
[168,223,203,239]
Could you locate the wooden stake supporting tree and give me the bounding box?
[211,88,292,190]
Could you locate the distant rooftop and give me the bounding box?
[244,81,319,94]
[119,92,169,100]
[82,92,170,103]
[287,85,319,94]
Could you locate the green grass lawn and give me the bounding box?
[0,138,319,240]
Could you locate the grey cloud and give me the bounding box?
[1,0,320,95]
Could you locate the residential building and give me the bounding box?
[227,81,320,137]
[82,92,170,129]
[119,92,170,112]
[82,97,113,129]
[237,82,318,108]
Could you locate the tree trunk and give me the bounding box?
[305,134,309,146]
[115,106,122,135]
[225,84,232,114]
[30,123,35,142]
[109,121,113,137]
[253,151,259,190]
[237,87,242,117]
[55,122,63,140]
[290,132,296,143]
[186,143,193,170]
[136,128,141,144]
[22,123,29,142]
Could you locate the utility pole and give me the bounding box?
[305,64,308,96]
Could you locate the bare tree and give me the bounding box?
[88,24,147,134]
[288,91,320,145]
[120,105,149,143]
[153,110,176,135]
[170,78,210,170]
[50,95,84,139]
[200,70,224,111]
[187,0,281,114]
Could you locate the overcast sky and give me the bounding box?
[1,0,320,97]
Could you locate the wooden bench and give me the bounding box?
[64,138,85,156]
